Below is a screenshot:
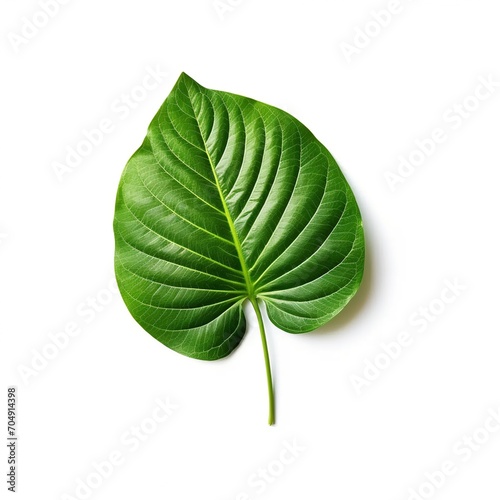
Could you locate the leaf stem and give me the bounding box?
[250,297,275,425]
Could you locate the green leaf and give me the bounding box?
[114,73,365,424]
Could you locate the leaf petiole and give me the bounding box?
[250,297,275,426]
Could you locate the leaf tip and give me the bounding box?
[176,71,202,89]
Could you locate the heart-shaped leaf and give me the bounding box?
[114,73,365,424]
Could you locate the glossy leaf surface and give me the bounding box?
[114,73,365,422]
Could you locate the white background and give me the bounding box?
[2,1,500,499]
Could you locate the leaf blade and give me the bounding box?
[114,72,364,360]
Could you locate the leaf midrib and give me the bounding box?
[188,90,255,300]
